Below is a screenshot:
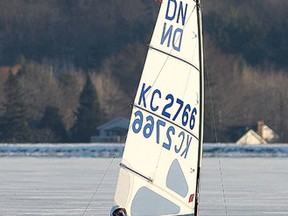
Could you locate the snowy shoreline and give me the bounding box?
[0,143,288,158]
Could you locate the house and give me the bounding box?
[260,125,279,143]
[236,121,279,145]
[91,117,129,143]
[236,129,267,145]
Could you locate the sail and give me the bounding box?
[113,0,204,215]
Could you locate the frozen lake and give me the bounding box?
[0,156,287,216]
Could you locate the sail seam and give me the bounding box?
[134,104,199,140]
[149,45,200,72]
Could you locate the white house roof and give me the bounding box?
[236,129,267,145]
[262,125,279,142]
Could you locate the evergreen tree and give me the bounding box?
[40,106,67,142]
[1,72,31,143]
[70,75,105,142]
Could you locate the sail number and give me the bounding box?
[138,83,197,130]
[132,110,192,159]
[162,95,197,130]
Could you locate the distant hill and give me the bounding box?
[0,0,288,142]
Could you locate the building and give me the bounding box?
[236,121,279,145]
[91,117,129,143]
[260,125,280,143]
[236,129,267,145]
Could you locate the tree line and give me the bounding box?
[204,0,288,69]
[0,66,105,143]
[0,0,288,143]
[0,0,157,68]
[203,0,288,142]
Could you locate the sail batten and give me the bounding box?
[149,45,200,71]
[120,163,153,183]
[112,0,204,215]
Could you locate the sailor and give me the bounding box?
[110,205,127,216]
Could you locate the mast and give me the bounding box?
[194,0,204,215]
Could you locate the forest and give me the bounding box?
[0,0,287,143]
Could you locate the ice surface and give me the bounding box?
[0,157,287,216]
[0,158,119,216]
[200,157,288,216]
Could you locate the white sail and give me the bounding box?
[113,0,204,215]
